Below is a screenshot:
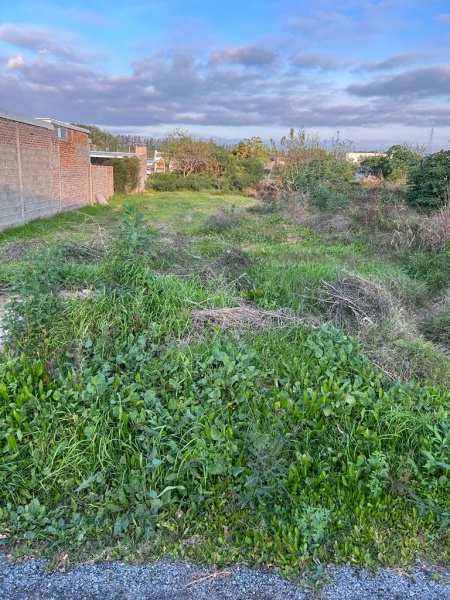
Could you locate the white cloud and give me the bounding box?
[7,54,24,70]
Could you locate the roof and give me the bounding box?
[0,108,52,129]
[90,150,138,159]
[36,118,90,134]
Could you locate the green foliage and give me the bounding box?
[116,134,160,155]
[307,184,350,211]
[106,157,140,194]
[403,244,450,293]
[1,326,449,570]
[420,303,450,347]
[407,150,450,208]
[148,131,264,192]
[270,128,357,196]
[232,137,271,162]
[148,173,216,192]
[361,145,420,181]
[1,191,450,573]
[295,155,357,194]
[147,173,179,191]
[225,156,265,191]
[72,123,121,151]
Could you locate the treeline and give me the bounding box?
[75,122,450,208]
[72,123,161,154]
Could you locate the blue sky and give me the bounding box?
[1,0,450,149]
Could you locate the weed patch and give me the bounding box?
[1,192,450,576]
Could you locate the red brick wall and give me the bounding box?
[51,128,90,208]
[91,165,114,201]
[0,118,53,150]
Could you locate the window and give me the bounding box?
[53,124,67,140]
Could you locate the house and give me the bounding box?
[346,152,385,163]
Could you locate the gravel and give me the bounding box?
[1,556,449,599]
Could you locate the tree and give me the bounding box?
[232,137,271,162]
[271,128,357,194]
[160,130,218,177]
[360,144,421,181]
[406,150,450,208]
[72,123,120,151]
[149,130,264,191]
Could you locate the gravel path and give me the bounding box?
[1,556,450,599]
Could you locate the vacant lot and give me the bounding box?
[0,189,449,578]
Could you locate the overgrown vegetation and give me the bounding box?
[407,150,450,208]
[106,156,140,194]
[146,130,264,192]
[1,131,450,580]
[360,144,421,181]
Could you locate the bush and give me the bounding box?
[183,173,216,190]
[146,173,180,191]
[406,150,450,208]
[289,155,357,195]
[308,184,350,211]
[153,131,265,192]
[106,157,140,194]
[147,160,263,193]
[361,145,420,181]
[147,173,217,191]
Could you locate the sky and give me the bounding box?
[1,0,450,150]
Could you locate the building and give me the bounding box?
[346,152,385,163]
[0,108,136,231]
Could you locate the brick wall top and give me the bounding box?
[0,109,52,130]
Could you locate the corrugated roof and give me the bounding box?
[36,118,90,133]
[0,108,52,129]
[90,151,138,158]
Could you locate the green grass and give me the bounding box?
[109,190,254,233]
[0,191,449,577]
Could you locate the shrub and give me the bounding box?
[406,150,450,208]
[361,145,420,181]
[308,184,350,211]
[270,129,357,196]
[106,156,140,194]
[288,154,357,195]
[182,173,216,190]
[146,173,180,191]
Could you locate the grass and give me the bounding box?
[0,189,449,579]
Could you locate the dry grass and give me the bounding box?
[206,206,245,231]
[419,202,450,250]
[190,305,307,333]
[319,274,393,330]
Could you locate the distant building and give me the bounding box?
[346,151,385,163]
[154,150,167,173]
